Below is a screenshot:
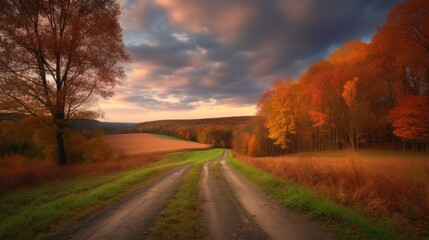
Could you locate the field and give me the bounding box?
[104,133,211,155]
[0,133,210,194]
[233,150,429,239]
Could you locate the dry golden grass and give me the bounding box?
[104,133,211,155]
[234,151,429,236]
[0,154,162,195]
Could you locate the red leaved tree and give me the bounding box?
[391,95,429,150]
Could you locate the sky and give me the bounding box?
[98,0,403,123]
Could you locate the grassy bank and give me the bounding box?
[0,149,222,240]
[226,151,403,240]
[233,149,429,239]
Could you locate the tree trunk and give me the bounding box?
[348,120,355,150]
[55,119,67,165]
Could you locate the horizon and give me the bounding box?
[101,115,254,124]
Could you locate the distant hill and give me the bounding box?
[127,116,255,148]
[68,119,136,134]
[135,116,254,127]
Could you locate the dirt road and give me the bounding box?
[52,165,191,240]
[53,151,337,240]
[199,151,336,240]
[199,155,268,239]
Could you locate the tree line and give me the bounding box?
[127,117,253,148]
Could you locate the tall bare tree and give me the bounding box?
[0,0,129,164]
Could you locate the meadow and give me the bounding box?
[233,150,429,239]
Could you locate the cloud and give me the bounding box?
[117,0,402,111]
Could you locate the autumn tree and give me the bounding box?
[391,96,429,151]
[372,0,429,97]
[0,0,128,164]
[258,80,298,150]
[342,77,359,149]
[370,0,429,149]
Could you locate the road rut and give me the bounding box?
[52,165,191,240]
[199,156,268,240]
[219,153,337,240]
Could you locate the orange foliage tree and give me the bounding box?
[391,96,429,150]
[258,80,300,150]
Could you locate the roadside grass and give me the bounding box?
[148,150,224,239]
[0,149,222,240]
[0,153,162,195]
[233,150,429,239]
[226,151,403,240]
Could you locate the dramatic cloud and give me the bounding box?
[108,0,402,117]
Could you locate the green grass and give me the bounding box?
[155,148,221,166]
[226,150,403,240]
[152,133,186,141]
[148,163,205,239]
[0,149,223,240]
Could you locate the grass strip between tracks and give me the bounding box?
[226,150,403,240]
[0,149,222,240]
[148,163,205,239]
[148,149,224,239]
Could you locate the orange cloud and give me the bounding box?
[154,0,255,42]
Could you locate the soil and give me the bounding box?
[199,157,268,239]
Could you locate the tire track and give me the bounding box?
[199,153,268,240]
[219,153,337,240]
[52,165,191,240]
